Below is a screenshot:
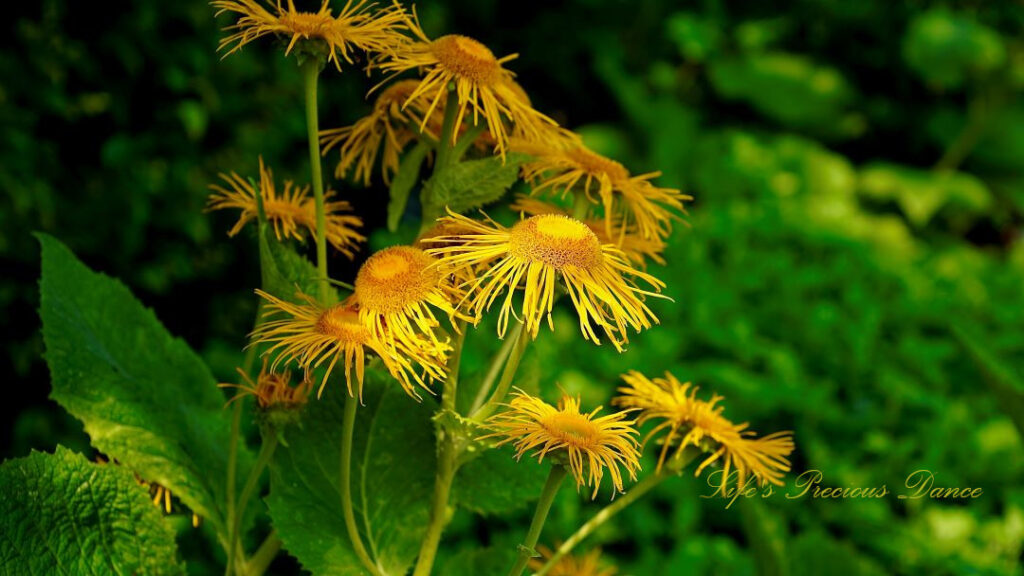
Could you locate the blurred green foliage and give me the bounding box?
[4,0,1023,574]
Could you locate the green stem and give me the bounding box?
[471,325,531,422]
[434,88,460,171]
[231,434,279,576]
[469,322,524,415]
[420,88,461,232]
[413,324,466,576]
[532,450,700,576]
[225,401,244,575]
[340,394,379,575]
[244,531,282,576]
[301,58,329,305]
[508,466,569,576]
[225,339,261,575]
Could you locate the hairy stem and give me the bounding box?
[301,58,329,304]
[508,465,569,576]
[340,394,379,575]
[533,450,700,576]
[231,434,278,576]
[471,325,531,422]
[413,324,467,576]
[225,335,261,574]
[469,322,524,415]
[244,531,282,576]
[421,87,460,232]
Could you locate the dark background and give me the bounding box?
[3,0,1023,574]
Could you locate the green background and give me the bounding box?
[3,0,1023,574]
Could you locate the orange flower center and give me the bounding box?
[316,305,370,343]
[509,215,602,269]
[279,11,336,38]
[567,147,630,181]
[431,34,501,85]
[355,246,440,314]
[542,412,599,446]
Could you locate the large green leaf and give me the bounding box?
[38,234,253,541]
[422,153,528,218]
[0,446,184,575]
[267,371,437,575]
[452,445,548,516]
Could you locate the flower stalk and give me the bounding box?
[533,448,701,576]
[508,465,569,576]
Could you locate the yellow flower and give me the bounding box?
[218,358,312,409]
[614,371,795,490]
[352,245,470,349]
[213,0,408,70]
[207,157,365,259]
[515,140,691,241]
[375,12,557,156]
[487,391,641,499]
[528,547,617,576]
[250,290,447,400]
[425,211,666,352]
[320,79,437,186]
[510,195,667,268]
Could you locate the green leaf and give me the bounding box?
[423,153,528,217]
[902,9,1006,90]
[440,544,517,576]
[707,52,862,138]
[858,163,992,227]
[388,142,430,232]
[453,444,548,515]
[0,446,184,575]
[258,222,337,304]
[267,371,436,575]
[38,234,253,542]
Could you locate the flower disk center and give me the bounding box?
[316,306,369,343]
[355,246,439,313]
[280,12,335,37]
[432,34,500,85]
[542,412,599,445]
[509,215,602,269]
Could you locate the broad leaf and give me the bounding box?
[441,544,517,576]
[388,142,430,232]
[267,371,436,576]
[0,446,184,575]
[38,234,253,542]
[423,153,528,217]
[453,445,548,516]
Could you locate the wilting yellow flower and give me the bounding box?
[528,547,617,576]
[375,11,557,156]
[351,246,471,351]
[614,371,795,490]
[213,0,408,70]
[515,140,691,241]
[321,79,438,186]
[207,157,365,259]
[96,456,202,527]
[510,195,667,267]
[250,290,447,400]
[425,212,665,352]
[218,359,312,409]
[487,391,641,499]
